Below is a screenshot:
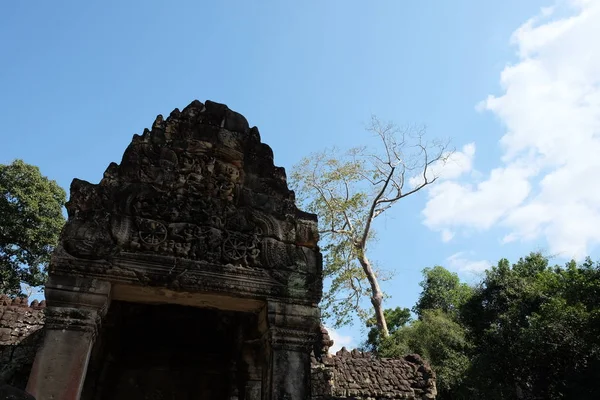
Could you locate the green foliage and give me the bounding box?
[291,148,378,325]
[291,118,450,331]
[413,265,473,319]
[370,266,473,399]
[463,252,600,399]
[379,309,472,399]
[0,160,66,296]
[366,254,600,400]
[363,306,411,352]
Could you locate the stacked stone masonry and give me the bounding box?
[312,350,436,400]
[311,326,436,400]
[0,297,45,389]
[0,311,436,399]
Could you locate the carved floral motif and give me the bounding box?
[57,100,321,292]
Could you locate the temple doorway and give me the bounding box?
[81,301,261,400]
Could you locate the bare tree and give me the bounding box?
[291,116,452,337]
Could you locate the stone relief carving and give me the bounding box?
[56,100,321,294]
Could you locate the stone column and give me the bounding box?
[26,276,111,400]
[240,339,263,400]
[263,301,319,400]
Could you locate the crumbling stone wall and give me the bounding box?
[311,327,436,400]
[311,350,436,400]
[0,296,45,389]
[0,301,437,399]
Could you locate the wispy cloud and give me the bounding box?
[325,326,354,353]
[446,252,491,276]
[410,142,477,189]
[422,1,600,259]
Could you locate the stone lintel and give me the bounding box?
[50,254,321,306]
[111,283,265,313]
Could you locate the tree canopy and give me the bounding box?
[0,159,66,296]
[368,252,600,400]
[363,306,411,353]
[413,265,473,319]
[291,116,451,336]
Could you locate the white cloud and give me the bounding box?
[441,229,455,243]
[325,326,354,353]
[422,0,600,259]
[440,142,477,180]
[446,252,491,275]
[410,142,476,188]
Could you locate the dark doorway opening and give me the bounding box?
[82,301,258,400]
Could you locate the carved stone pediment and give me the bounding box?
[53,100,322,301]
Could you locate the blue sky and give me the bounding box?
[3,0,599,350]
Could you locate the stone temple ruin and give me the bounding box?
[0,100,437,400]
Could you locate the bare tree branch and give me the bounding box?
[289,115,453,337]
[360,166,395,249]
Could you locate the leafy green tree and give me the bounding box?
[379,309,472,399]
[514,258,600,399]
[413,265,473,319]
[291,116,451,335]
[460,253,555,398]
[462,253,600,399]
[362,266,474,399]
[364,255,600,399]
[0,160,66,296]
[363,306,411,352]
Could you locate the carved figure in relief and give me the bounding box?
[57,100,320,294]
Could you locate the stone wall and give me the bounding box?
[311,349,436,400]
[311,327,436,400]
[0,303,437,399]
[0,296,45,390]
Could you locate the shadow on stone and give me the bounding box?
[0,384,36,400]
